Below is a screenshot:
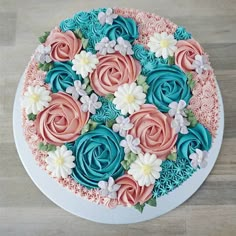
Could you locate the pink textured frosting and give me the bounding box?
[175,39,203,72]
[35,92,89,145]
[90,52,141,96]
[116,174,154,206]
[45,28,82,62]
[128,104,177,159]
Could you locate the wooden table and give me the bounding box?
[0,0,235,235]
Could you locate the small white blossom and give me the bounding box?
[23,85,51,115]
[72,51,99,78]
[95,37,116,55]
[112,116,134,137]
[98,177,120,199]
[113,83,146,115]
[98,8,118,25]
[189,149,208,169]
[35,44,52,64]
[120,135,141,154]
[114,37,134,55]
[192,55,211,75]
[168,100,187,117]
[80,93,102,114]
[128,153,162,187]
[148,32,177,59]
[46,145,76,179]
[171,114,190,134]
[66,80,87,100]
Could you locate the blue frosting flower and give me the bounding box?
[59,18,78,32]
[174,26,192,40]
[104,16,138,43]
[45,61,82,93]
[146,64,192,112]
[71,125,125,189]
[73,11,91,27]
[177,123,212,160]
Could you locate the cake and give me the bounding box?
[21,8,219,212]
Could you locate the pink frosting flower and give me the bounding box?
[45,28,82,62]
[175,39,203,72]
[128,104,177,159]
[35,92,89,145]
[115,174,154,206]
[89,52,141,96]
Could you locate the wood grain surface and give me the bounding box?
[0,0,235,235]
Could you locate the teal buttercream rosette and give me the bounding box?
[71,125,125,189]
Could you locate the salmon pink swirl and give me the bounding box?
[45,28,82,62]
[35,92,89,145]
[128,104,177,159]
[116,174,154,206]
[89,52,141,96]
[175,39,203,72]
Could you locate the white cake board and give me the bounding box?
[13,72,224,224]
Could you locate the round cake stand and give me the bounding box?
[13,72,224,224]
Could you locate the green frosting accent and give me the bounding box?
[168,56,175,65]
[38,62,53,72]
[186,72,196,90]
[27,113,37,121]
[73,29,83,39]
[104,16,139,43]
[146,197,157,207]
[81,120,98,135]
[82,38,89,49]
[71,125,125,189]
[134,202,145,213]
[177,123,212,160]
[38,142,56,152]
[174,26,192,40]
[167,152,177,161]
[185,109,198,127]
[137,75,149,93]
[38,31,50,43]
[121,152,137,170]
[91,97,121,124]
[45,61,82,93]
[146,64,192,112]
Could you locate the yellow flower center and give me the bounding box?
[160,39,170,48]
[55,157,64,166]
[125,94,135,104]
[142,164,152,175]
[30,93,40,103]
[80,57,90,65]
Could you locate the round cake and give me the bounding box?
[21,7,219,213]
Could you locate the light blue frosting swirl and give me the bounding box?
[174,26,192,40]
[45,61,82,93]
[177,123,212,160]
[59,18,78,32]
[146,64,192,112]
[71,125,125,189]
[104,16,138,43]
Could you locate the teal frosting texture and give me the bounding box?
[177,123,212,160]
[71,125,125,189]
[146,64,192,112]
[59,18,78,32]
[91,97,121,124]
[45,61,82,93]
[104,16,139,43]
[174,26,192,40]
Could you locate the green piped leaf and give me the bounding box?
[82,38,89,49]
[186,72,196,90]
[185,108,198,127]
[73,29,83,39]
[105,94,115,101]
[121,152,137,170]
[106,119,116,128]
[137,75,149,93]
[38,62,53,72]
[167,152,177,161]
[83,77,90,86]
[27,113,37,121]
[146,197,157,207]
[134,203,145,213]
[38,31,50,43]
[85,85,93,95]
[168,56,175,65]
[81,119,98,135]
[38,142,56,152]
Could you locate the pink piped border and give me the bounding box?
[21,8,220,208]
